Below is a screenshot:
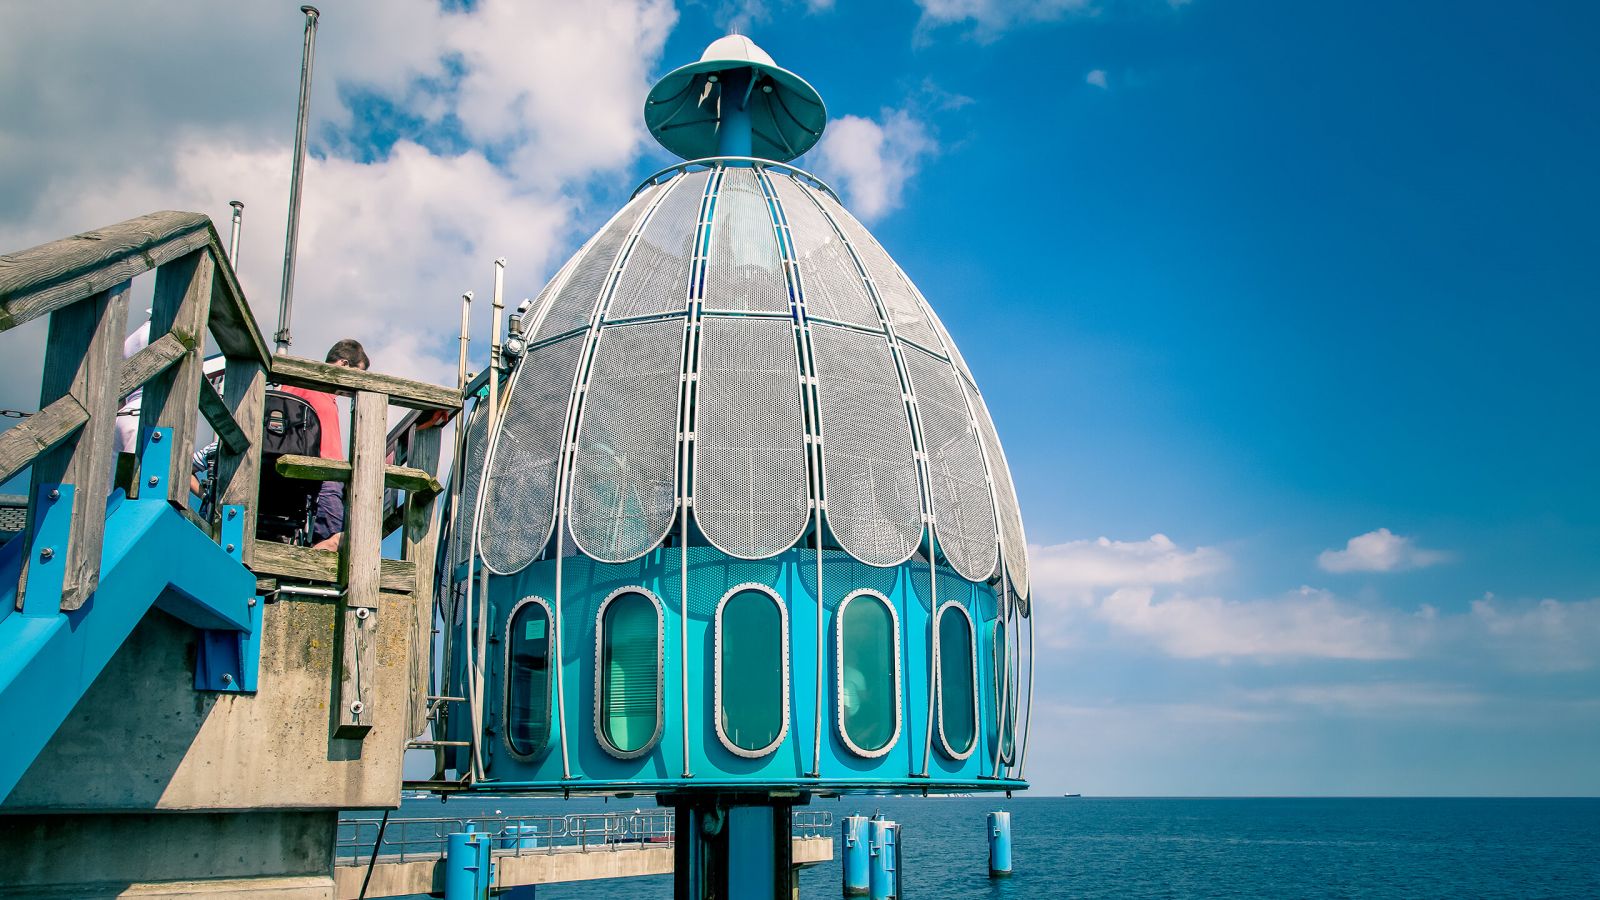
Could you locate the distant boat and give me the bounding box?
[1063,793,1082,798]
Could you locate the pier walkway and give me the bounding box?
[333,811,834,898]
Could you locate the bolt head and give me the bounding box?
[39,547,54,562]
[147,476,159,487]
[349,700,365,715]
[151,431,162,442]
[248,597,258,607]
[227,508,238,519]
[225,543,236,553]
[47,489,59,501]
[355,607,371,620]
[221,673,234,684]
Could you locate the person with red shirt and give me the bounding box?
[280,339,369,551]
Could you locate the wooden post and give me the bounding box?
[213,357,265,566]
[22,282,130,610]
[402,422,443,739]
[139,250,214,507]
[336,390,387,739]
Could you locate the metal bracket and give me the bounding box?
[22,483,74,617]
[136,425,172,501]
[194,504,261,692]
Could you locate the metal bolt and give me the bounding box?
[248,597,258,607]
[147,476,159,487]
[221,673,234,685]
[349,700,365,715]
[225,543,236,553]
[227,508,238,519]
[151,431,163,442]
[47,489,59,501]
[39,547,54,562]
[355,607,370,620]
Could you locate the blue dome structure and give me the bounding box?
[439,34,1034,895]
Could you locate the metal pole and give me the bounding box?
[470,259,506,780]
[275,5,320,354]
[438,290,472,778]
[1017,579,1035,779]
[227,200,245,265]
[920,536,938,776]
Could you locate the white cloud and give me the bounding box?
[915,0,1095,38]
[1238,681,1484,714]
[1468,595,1600,673]
[1031,533,1228,590]
[811,109,937,222]
[1085,69,1109,89]
[0,0,676,393]
[1318,528,1450,573]
[1096,585,1409,661]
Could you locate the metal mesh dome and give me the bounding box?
[470,162,1030,601]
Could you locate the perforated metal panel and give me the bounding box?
[814,191,941,349]
[607,170,708,321]
[533,185,657,342]
[450,401,492,568]
[962,372,1029,603]
[478,334,585,574]
[903,346,998,583]
[702,169,790,314]
[809,323,923,567]
[568,319,685,563]
[693,316,809,559]
[768,174,880,330]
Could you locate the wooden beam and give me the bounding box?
[140,250,214,506]
[403,424,444,739]
[198,375,249,457]
[343,391,388,610]
[270,354,461,413]
[0,212,210,334]
[22,282,130,610]
[0,395,88,486]
[249,540,415,593]
[116,332,191,400]
[274,454,443,496]
[204,234,271,367]
[214,359,266,567]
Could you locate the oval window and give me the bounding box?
[836,591,900,756]
[596,591,662,757]
[506,599,553,757]
[936,604,977,758]
[991,620,1014,763]
[716,588,788,755]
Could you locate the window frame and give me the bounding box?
[502,596,557,760]
[712,583,791,758]
[933,600,980,761]
[834,588,903,759]
[991,618,1015,766]
[591,586,666,761]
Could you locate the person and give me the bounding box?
[188,338,370,549]
[284,339,370,551]
[113,312,153,456]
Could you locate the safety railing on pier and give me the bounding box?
[335,810,834,865]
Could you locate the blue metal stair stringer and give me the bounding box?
[0,428,256,802]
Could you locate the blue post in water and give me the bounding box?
[842,815,871,896]
[988,810,1013,878]
[445,830,493,899]
[868,818,898,900]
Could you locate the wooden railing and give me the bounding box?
[0,210,460,740]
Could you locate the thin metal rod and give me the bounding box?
[438,291,472,777]
[1017,579,1035,779]
[469,259,506,780]
[227,200,244,265]
[990,582,1012,779]
[1008,586,1023,779]
[919,536,938,776]
[275,5,320,354]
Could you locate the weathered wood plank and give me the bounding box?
[198,374,248,456]
[22,282,130,610]
[343,392,388,610]
[274,454,443,496]
[140,250,214,506]
[0,395,88,486]
[335,605,378,740]
[116,332,191,400]
[0,212,209,333]
[270,354,460,413]
[403,423,444,739]
[250,540,415,593]
[204,233,271,367]
[215,359,266,566]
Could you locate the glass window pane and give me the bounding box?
[601,593,660,754]
[937,608,976,755]
[992,621,1013,761]
[839,594,897,753]
[506,602,551,757]
[719,591,785,753]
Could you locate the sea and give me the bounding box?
[348,796,1600,899]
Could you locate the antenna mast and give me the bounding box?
[275,5,321,354]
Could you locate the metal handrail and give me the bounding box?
[335,809,834,865]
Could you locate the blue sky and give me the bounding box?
[3,0,1595,795]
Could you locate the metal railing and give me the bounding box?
[336,809,834,866]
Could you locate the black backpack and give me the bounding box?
[256,390,325,544]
